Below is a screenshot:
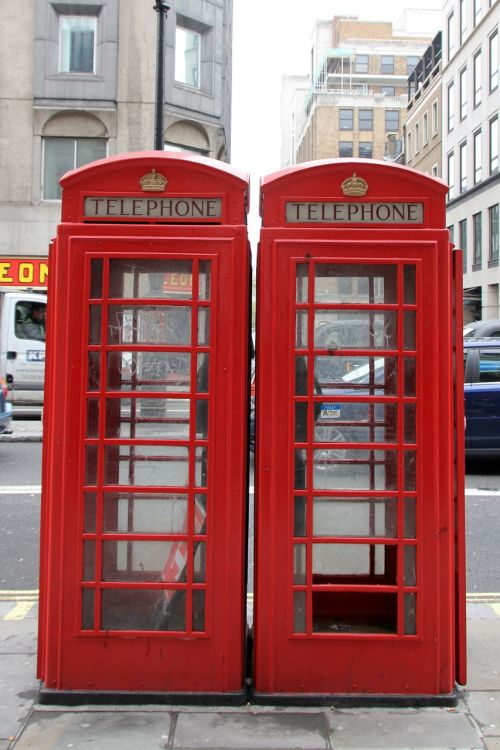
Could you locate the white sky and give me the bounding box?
[230,0,444,240]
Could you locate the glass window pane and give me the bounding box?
[84,493,97,533]
[404,403,416,443]
[85,445,98,485]
[107,352,191,393]
[103,493,189,534]
[314,311,397,350]
[404,545,417,586]
[294,592,307,633]
[315,402,397,443]
[192,590,205,631]
[404,451,417,491]
[103,540,187,582]
[295,402,308,442]
[76,138,106,167]
[404,358,417,396]
[404,497,417,538]
[60,16,95,73]
[90,259,103,298]
[312,591,397,634]
[86,398,99,438]
[404,593,417,635]
[404,311,416,350]
[88,352,100,391]
[102,589,186,631]
[404,266,416,304]
[197,308,210,345]
[89,305,101,344]
[295,449,307,489]
[196,399,208,438]
[313,497,397,538]
[314,449,398,490]
[83,540,95,581]
[294,496,307,537]
[196,354,209,393]
[104,445,189,487]
[296,311,308,348]
[296,263,309,302]
[314,355,397,395]
[105,398,190,439]
[43,138,74,200]
[294,544,306,584]
[107,306,191,345]
[194,542,206,583]
[198,261,211,300]
[313,543,392,576]
[314,264,396,304]
[175,27,200,87]
[81,589,94,630]
[195,447,207,487]
[109,259,193,300]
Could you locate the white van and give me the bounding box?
[0,290,47,414]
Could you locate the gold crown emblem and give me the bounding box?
[341,173,368,197]
[140,169,168,192]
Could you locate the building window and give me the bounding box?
[460,141,467,193]
[474,49,482,107]
[339,141,353,157]
[359,109,373,130]
[175,27,201,88]
[474,0,482,28]
[447,151,455,200]
[42,137,107,200]
[473,212,482,268]
[339,109,354,130]
[432,163,439,177]
[358,142,373,159]
[447,81,455,131]
[447,11,455,60]
[423,113,429,144]
[406,56,420,75]
[490,116,499,174]
[459,0,467,45]
[356,54,369,73]
[59,15,96,74]
[381,56,394,73]
[381,85,395,96]
[448,225,455,244]
[407,132,413,161]
[490,205,499,266]
[459,67,467,120]
[460,219,468,273]
[489,30,498,93]
[385,110,399,131]
[415,123,420,152]
[432,100,439,135]
[474,129,482,184]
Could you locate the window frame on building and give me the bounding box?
[355,54,369,73]
[423,112,429,144]
[489,29,498,94]
[381,55,395,74]
[459,66,467,121]
[407,131,413,161]
[447,149,455,201]
[339,109,354,130]
[473,48,482,107]
[459,140,468,193]
[381,85,396,96]
[474,0,482,28]
[432,100,439,136]
[473,211,483,269]
[42,136,107,201]
[385,110,399,132]
[459,0,467,45]
[358,109,373,131]
[58,14,97,74]
[175,25,201,89]
[406,56,420,75]
[490,115,499,174]
[339,141,353,157]
[489,204,499,267]
[447,80,455,132]
[447,10,455,61]
[474,128,482,184]
[460,218,468,273]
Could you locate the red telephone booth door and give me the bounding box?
[254,162,464,701]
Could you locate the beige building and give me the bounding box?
[405,33,443,177]
[0,0,233,265]
[282,13,439,167]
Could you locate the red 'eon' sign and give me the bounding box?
[0,258,48,287]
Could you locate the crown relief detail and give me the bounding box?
[140,169,168,192]
[341,173,369,197]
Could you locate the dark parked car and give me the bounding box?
[463,319,500,339]
[0,376,12,435]
[464,338,500,457]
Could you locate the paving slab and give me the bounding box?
[467,619,500,690]
[324,706,482,749]
[0,652,37,741]
[484,738,500,749]
[464,692,500,737]
[173,710,330,748]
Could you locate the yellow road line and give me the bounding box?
[4,601,35,620]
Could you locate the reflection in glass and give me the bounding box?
[105,398,190,440]
[314,356,397,395]
[195,447,207,487]
[404,497,417,538]
[313,449,398,491]
[194,542,206,583]
[404,592,417,635]
[296,311,308,348]
[107,306,191,345]
[102,540,187,582]
[404,311,416,350]
[294,544,306,584]
[90,259,103,299]
[192,590,205,631]
[196,399,208,438]
[88,351,100,391]
[198,261,211,300]
[85,445,98,485]
[295,402,308,442]
[81,589,94,630]
[104,445,189,487]
[315,403,397,444]
[294,592,307,633]
[103,493,188,534]
[314,311,397,350]
[197,308,210,345]
[313,497,397,538]
[89,305,101,345]
[404,265,416,304]
[83,540,95,581]
[404,403,416,443]
[296,263,309,302]
[404,451,417,491]
[107,352,191,392]
[294,496,307,537]
[295,449,307,489]
[109,259,193,299]
[196,354,209,393]
[101,589,186,631]
[86,398,99,438]
[404,545,417,586]
[314,264,397,304]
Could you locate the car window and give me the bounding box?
[15,301,46,342]
[478,349,500,383]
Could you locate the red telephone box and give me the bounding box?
[37,152,251,702]
[254,159,466,704]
